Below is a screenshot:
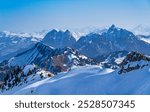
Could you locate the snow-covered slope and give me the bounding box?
[71,31,85,40]
[1,51,150,95]
[0,64,54,92]
[137,35,150,44]
[1,64,150,95]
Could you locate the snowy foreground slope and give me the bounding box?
[1,65,150,95]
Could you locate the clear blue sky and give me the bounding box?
[0,0,150,32]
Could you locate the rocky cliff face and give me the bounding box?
[118,51,150,74]
[42,29,76,48]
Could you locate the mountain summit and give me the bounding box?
[42,29,76,48]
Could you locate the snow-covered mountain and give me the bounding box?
[0,31,45,62]
[2,30,45,39]
[0,42,97,92]
[42,29,76,48]
[1,50,149,95]
[75,25,150,58]
[70,26,107,40]
[0,25,150,95]
[132,25,150,36]
[6,42,97,74]
[71,31,85,40]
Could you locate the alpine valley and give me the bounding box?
[0,25,150,95]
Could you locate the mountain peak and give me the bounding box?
[110,24,116,29]
[42,29,76,49]
[51,29,58,33]
[65,29,70,33]
[107,24,118,33]
[64,30,72,35]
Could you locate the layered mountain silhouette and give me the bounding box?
[75,25,150,58]
[5,42,97,74]
[0,25,150,94]
[0,31,42,62]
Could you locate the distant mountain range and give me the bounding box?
[0,31,47,62]
[132,24,150,36]
[1,25,150,61]
[75,25,150,58]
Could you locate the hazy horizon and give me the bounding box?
[0,0,150,33]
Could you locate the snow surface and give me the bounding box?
[132,25,150,36]
[1,65,150,95]
[23,65,35,75]
[140,38,150,44]
[115,57,125,64]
